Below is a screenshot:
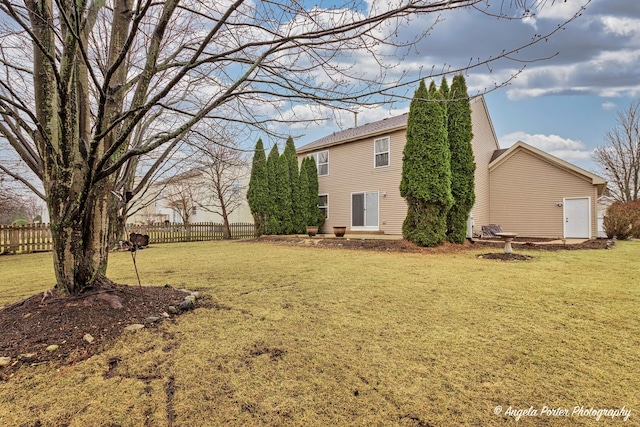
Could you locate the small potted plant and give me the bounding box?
[306,207,326,237]
[333,226,346,237]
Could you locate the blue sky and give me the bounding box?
[286,0,640,173]
[1,0,637,183]
[486,91,621,171]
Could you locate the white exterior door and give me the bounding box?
[564,198,590,238]
[351,192,379,230]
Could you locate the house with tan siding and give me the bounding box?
[489,141,605,238]
[296,96,607,239]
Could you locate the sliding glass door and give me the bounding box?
[351,192,379,230]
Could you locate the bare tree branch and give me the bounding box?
[0,162,45,199]
[593,99,640,203]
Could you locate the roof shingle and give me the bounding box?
[296,113,409,154]
[296,97,484,154]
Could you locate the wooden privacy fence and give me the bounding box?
[0,223,53,255]
[0,222,256,255]
[127,222,256,244]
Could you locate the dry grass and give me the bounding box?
[1,240,639,426]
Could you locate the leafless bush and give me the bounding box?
[603,200,640,239]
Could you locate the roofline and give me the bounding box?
[296,95,492,155]
[296,121,408,155]
[155,167,204,185]
[489,141,607,193]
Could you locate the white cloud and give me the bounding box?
[492,46,640,100]
[378,0,640,102]
[602,101,617,110]
[593,48,640,68]
[601,16,640,37]
[499,131,594,162]
[348,105,410,126]
[276,103,409,132]
[276,104,335,130]
[535,0,586,20]
[522,15,537,30]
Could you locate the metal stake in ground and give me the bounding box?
[129,242,144,298]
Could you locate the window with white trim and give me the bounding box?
[308,150,329,176]
[374,137,390,168]
[318,194,328,219]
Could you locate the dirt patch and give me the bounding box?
[257,236,609,253]
[258,236,474,253]
[248,342,287,361]
[0,282,198,380]
[477,253,535,261]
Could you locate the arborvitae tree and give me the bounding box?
[301,156,325,229]
[276,145,293,234]
[247,139,269,235]
[439,76,449,118]
[439,76,450,100]
[265,144,281,234]
[428,80,438,97]
[446,74,475,243]
[400,80,453,246]
[308,156,325,229]
[298,157,311,226]
[283,136,304,233]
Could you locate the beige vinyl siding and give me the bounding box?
[490,149,597,238]
[469,97,499,236]
[301,129,407,234]
[296,99,501,235]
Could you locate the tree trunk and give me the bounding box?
[109,210,128,249]
[49,183,113,294]
[222,214,231,240]
[218,183,232,239]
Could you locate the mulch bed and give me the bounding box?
[258,236,474,253]
[489,239,610,251]
[477,253,535,261]
[0,282,196,380]
[257,235,610,252]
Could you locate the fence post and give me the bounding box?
[10,226,20,255]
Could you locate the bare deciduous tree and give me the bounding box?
[0,0,589,294]
[109,137,186,246]
[593,100,640,203]
[0,179,24,223]
[0,173,44,223]
[187,125,249,239]
[162,170,206,225]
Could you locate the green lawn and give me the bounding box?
[1,240,639,426]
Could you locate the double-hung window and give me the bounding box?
[308,150,329,176]
[374,137,390,168]
[318,194,328,219]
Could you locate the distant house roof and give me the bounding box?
[489,141,607,195]
[155,167,204,185]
